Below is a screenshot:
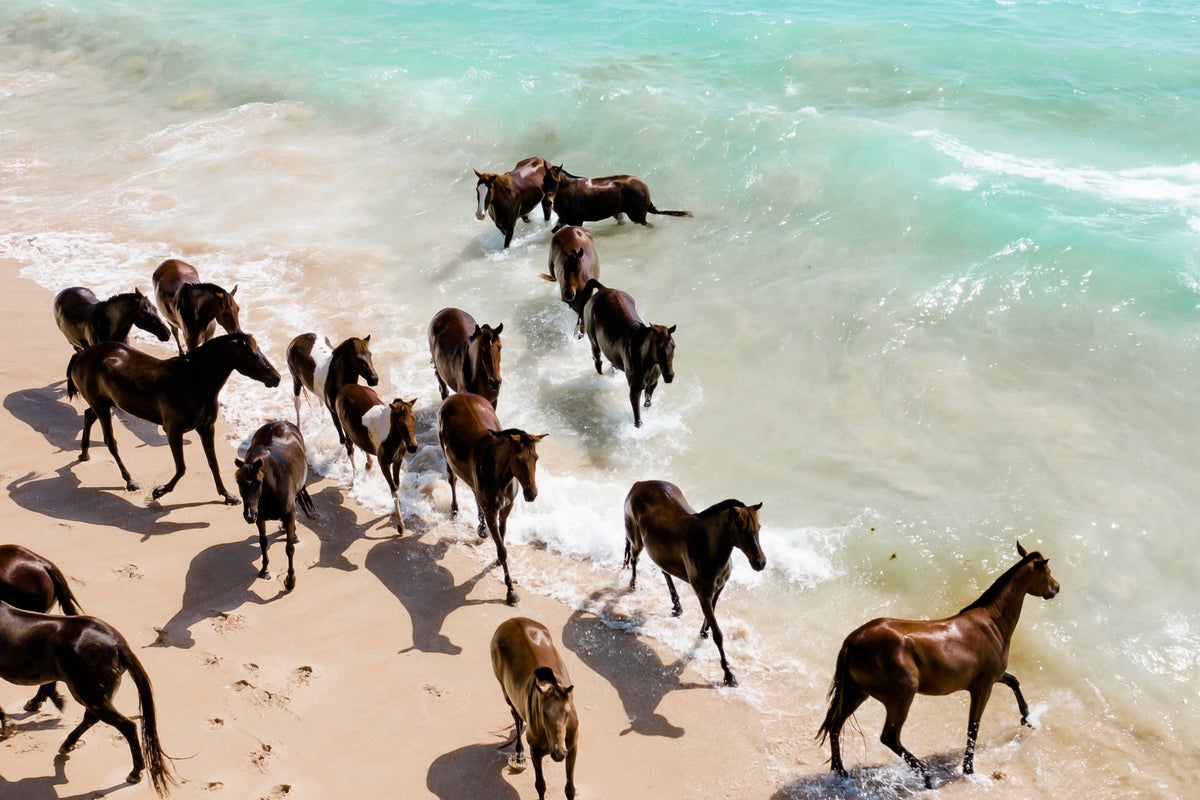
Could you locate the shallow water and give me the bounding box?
[2,1,1199,795]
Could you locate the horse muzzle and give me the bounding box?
[367,375,380,387]
[407,443,418,454]
[475,211,486,221]
[750,555,767,572]
[663,372,675,384]
[243,508,257,524]
[550,749,566,763]
[563,289,576,302]
[522,487,538,502]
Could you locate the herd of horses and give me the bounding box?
[0,158,1061,798]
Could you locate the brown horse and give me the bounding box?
[582,279,676,428]
[286,332,379,444]
[437,392,546,606]
[0,545,84,714]
[541,226,599,337]
[491,617,578,800]
[818,542,1061,787]
[152,258,241,355]
[336,384,418,533]
[234,420,317,592]
[0,602,176,795]
[428,307,504,409]
[474,156,553,248]
[543,164,692,230]
[53,287,171,352]
[623,480,765,687]
[66,332,281,503]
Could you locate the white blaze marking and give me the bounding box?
[311,337,334,397]
[361,403,392,454]
[476,182,489,219]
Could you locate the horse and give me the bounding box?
[437,392,546,606]
[336,384,418,533]
[233,420,317,592]
[53,287,171,352]
[543,164,692,230]
[0,602,176,795]
[491,616,578,800]
[286,332,379,444]
[582,279,676,427]
[540,226,599,337]
[0,545,84,714]
[818,542,1061,788]
[474,156,553,248]
[66,332,281,503]
[428,308,504,410]
[623,480,765,687]
[152,258,242,355]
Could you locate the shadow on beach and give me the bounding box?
[5,382,168,454]
[0,752,122,800]
[771,752,962,799]
[426,741,521,800]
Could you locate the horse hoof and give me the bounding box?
[478,529,488,540]
[505,590,519,606]
[222,493,238,505]
[671,606,683,618]
[78,452,90,462]
[284,574,296,592]
[723,673,739,688]
[258,568,270,579]
[126,769,143,785]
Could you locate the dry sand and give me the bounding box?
[0,261,814,799]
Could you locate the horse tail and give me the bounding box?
[296,486,317,518]
[647,203,693,218]
[817,641,852,744]
[66,353,79,400]
[119,644,177,796]
[45,563,83,616]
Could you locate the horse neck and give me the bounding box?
[179,341,238,392]
[966,561,1033,642]
[463,338,483,384]
[475,433,513,491]
[694,513,736,566]
[99,295,137,341]
[329,348,358,387]
[182,284,216,327]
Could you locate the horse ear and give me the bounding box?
[1017,540,1028,558]
[363,334,371,343]
[750,501,763,511]
[668,324,677,334]
[473,168,483,179]
[494,323,504,336]
[325,336,334,348]
[234,458,245,469]
[563,684,574,695]
[470,325,481,340]
[252,457,264,473]
[532,433,549,442]
[406,398,418,407]
[230,285,238,297]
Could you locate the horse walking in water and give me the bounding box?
[53,287,171,352]
[234,420,317,592]
[66,333,281,502]
[474,156,553,248]
[818,542,1061,788]
[286,333,379,444]
[437,392,545,606]
[541,226,599,337]
[543,164,692,230]
[428,307,504,409]
[152,258,241,355]
[623,480,765,687]
[336,384,418,533]
[582,279,676,428]
[0,545,84,714]
[0,603,176,795]
[491,616,579,800]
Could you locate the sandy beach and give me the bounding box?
[0,260,811,799]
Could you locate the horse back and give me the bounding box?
[0,546,57,613]
[336,383,384,450]
[152,258,200,295]
[69,342,171,422]
[0,605,123,686]
[491,616,571,715]
[437,392,499,490]
[624,480,697,576]
[245,420,308,517]
[585,286,643,367]
[429,308,475,389]
[53,287,101,349]
[286,332,319,391]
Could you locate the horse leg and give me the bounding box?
[828,687,869,776]
[999,672,1032,726]
[879,693,931,788]
[503,225,515,249]
[700,584,726,638]
[564,743,577,800]
[59,709,100,753]
[628,380,643,427]
[531,746,549,800]
[445,460,458,517]
[488,505,518,606]
[282,511,297,592]
[541,197,552,222]
[381,456,403,533]
[93,702,145,786]
[963,684,995,776]
[644,376,659,408]
[79,407,97,461]
[169,323,184,356]
[697,591,737,687]
[507,704,527,766]
[151,427,187,500]
[590,339,603,376]
[198,421,237,504]
[622,520,641,589]
[434,369,449,401]
[345,437,357,484]
[24,682,63,713]
[662,572,683,617]
[329,403,347,445]
[95,406,138,491]
[292,377,303,428]
[257,518,271,579]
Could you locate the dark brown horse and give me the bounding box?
[0,545,84,714]
[428,307,504,409]
[818,542,1061,787]
[623,480,765,687]
[541,225,599,337]
[66,332,281,503]
[491,616,579,800]
[152,258,241,355]
[286,332,379,444]
[437,392,545,606]
[53,287,171,352]
[336,384,418,533]
[474,156,553,248]
[582,280,676,427]
[543,164,692,230]
[0,602,176,795]
[234,420,317,592]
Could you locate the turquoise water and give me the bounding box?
[3,1,1199,794]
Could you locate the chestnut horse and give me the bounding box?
[152,258,241,355]
[0,544,84,714]
[818,542,1061,787]
[582,279,676,427]
[286,333,379,444]
[437,392,546,606]
[540,226,599,337]
[428,307,504,409]
[623,480,765,687]
[234,420,317,592]
[53,287,171,352]
[474,156,553,248]
[0,602,176,795]
[491,616,578,800]
[336,384,418,533]
[66,333,281,502]
[543,164,692,230]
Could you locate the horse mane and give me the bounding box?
[697,498,747,519]
[959,551,1042,613]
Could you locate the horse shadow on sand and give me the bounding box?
[5,381,167,454]
[562,589,711,739]
[771,751,963,799]
[0,752,126,800]
[304,484,369,573]
[426,742,521,800]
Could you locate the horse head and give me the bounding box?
[346,335,380,387]
[474,169,497,220]
[500,429,546,502]
[530,666,575,762]
[233,456,265,524]
[470,323,504,400]
[1016,541,1060,599]
[232,333,282,388]
[543,164,564,195]
[561,248,587,302]
[212,285,241,335]
[648,324,677,384]
[132,288,171,342]
[388,397,419,454]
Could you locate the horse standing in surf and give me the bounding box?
[53,287,170,352]
[151,258,242,355]
[286,332,379,444]
[473,156,553,248]
[543,164,692,230]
